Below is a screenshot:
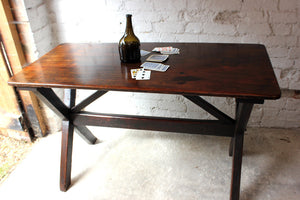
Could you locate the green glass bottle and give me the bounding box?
[119,14,141,63]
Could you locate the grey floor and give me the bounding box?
[0,127,299,200]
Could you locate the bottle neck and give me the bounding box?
[125,15,135,35]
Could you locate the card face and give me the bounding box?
[152,47,180,54]
[141,62,169,72]
[136,69,151,80]
[161,48,180,55]
[152,47,173,52]
[146,54,169,62]
[131,68,143,79]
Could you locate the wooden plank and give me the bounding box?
[8,0,38,63]
[8,43,281,100]
[60,119,74,192]
[0,0,46,137]
[0,0,26,74]
[0,22,28,138]
[74,126,98,144]
[71,90,107,112]
[26,88,70,119]
[230,102,254,200]
[0,45,21,116]
[60,89,76,191]
[72,111,235,137]
[184,95,235,124]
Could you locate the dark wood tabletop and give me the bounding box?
[8,43,281,100]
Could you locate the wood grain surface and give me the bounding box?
[8,43,281,100]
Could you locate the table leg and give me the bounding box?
[230,101,253,200]
[229,138,234,157]
[59,89,76,191]
[75,125,98,144]
[60,119,74,191]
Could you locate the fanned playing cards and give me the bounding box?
[131,68,151,80]
[152,46,180,55]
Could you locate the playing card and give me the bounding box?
[152,47,173,52]
[152,46,180,55]
[136,69,151,80]
[146,54,169,62]
[161,48,180,55]
[141,62,170,72]
[131,68,143,79]
[140,50,151,56]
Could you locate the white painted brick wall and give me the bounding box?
[24,0,300,130]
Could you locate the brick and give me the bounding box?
[291,24,300,35]
[135,22,152,33]
[153,0,187,11]
[199,34,242,43]
[273,68,281,81]
[241,11,267,23]
[156,101,187,112]
[249,106,263,126]
[269,12,298,23]
[268,47,289,58]
[153,22,185,34]
[263,98,287,109]
[174,34,199,42]
[187,0,205,10]
[184,10,215,22]
[33,24,52,43]
[278,80,289,89]
[241,35,267,44]
[214,10,242,25]
[242,0,278,11]
[24,0,43,9]
[295,59,300,70]
[279,0,298,11]
[289,70,300,90]
[261,108,286,127]
[203,23,236,36]
[159,33,177,42]
[286,98,300,110]
[186,101,211,119]
[237,23,272,35]
[132,93,178,101]
[138,33,161,42]
[262,36,298,47]
[270,57,294,69]
[161,11,186,22]
[134,12,164,23]
[27,4,50,32]
[279,109,300,126]
[124,0,154,11]
[185,22,203,33]
[288,48,300,59]
[284,120,300,128]
[205,0,242,11]
[272,24,292,36]
[105,0,124,11]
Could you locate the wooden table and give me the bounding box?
[8,43,281,199]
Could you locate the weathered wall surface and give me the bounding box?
[24,0,300,132]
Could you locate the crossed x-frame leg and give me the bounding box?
[20,87,260,200]
[21,88,103,191]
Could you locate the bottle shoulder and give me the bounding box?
[119,33,140,44]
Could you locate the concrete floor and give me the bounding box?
[0,127,299,200]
